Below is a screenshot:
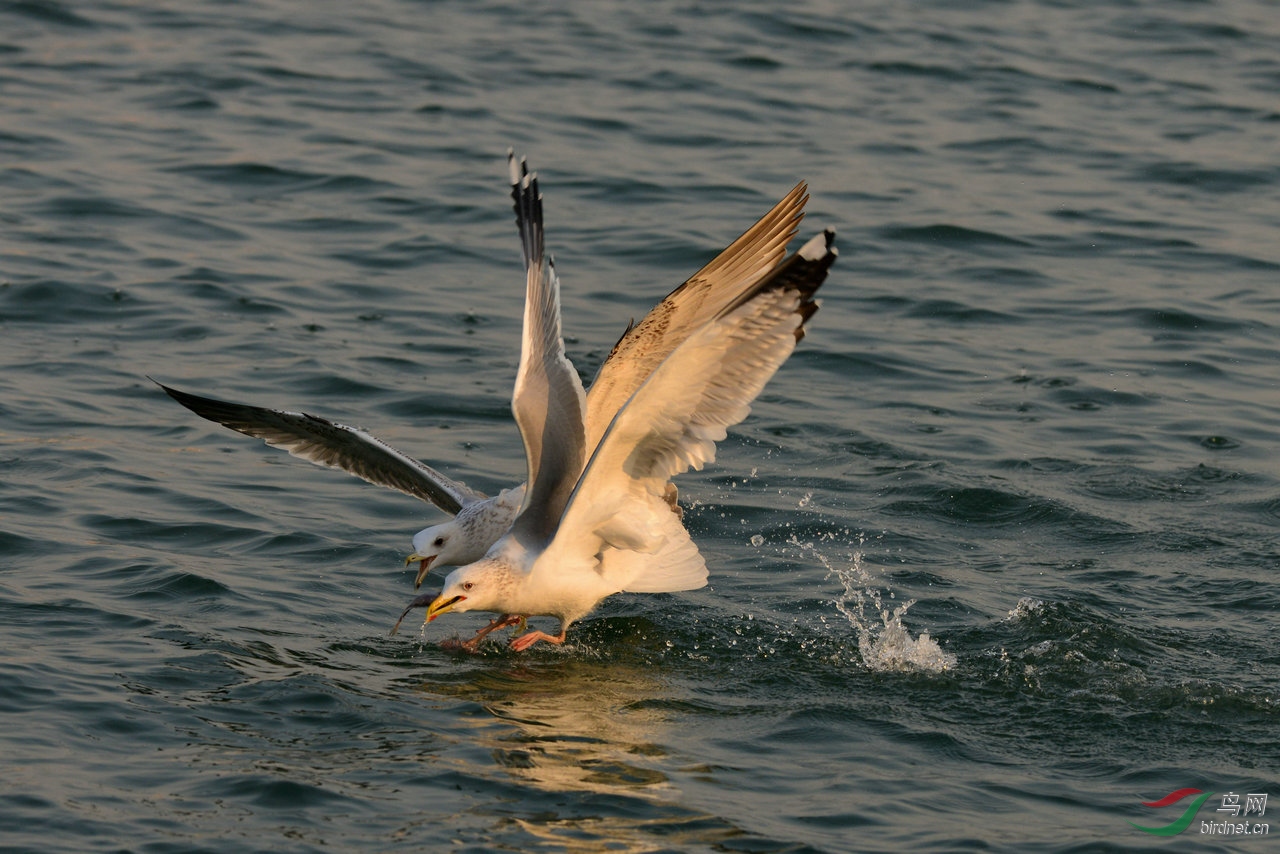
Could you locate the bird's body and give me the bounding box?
[426,489,705,649]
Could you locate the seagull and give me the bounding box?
[415,199,837,651]
[159,152,809,587]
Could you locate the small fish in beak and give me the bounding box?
[389,591,438,636]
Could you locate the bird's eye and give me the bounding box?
[462,582,474,591]
[433,537,445,547]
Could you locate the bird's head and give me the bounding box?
[405,521,463,589]
[425,559,510,622]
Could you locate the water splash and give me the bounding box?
[791,534,956,674]
[1005,596,1045,621]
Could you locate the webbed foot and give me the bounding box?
[510,628,567,652]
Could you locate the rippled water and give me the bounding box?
[3,1,1278,851]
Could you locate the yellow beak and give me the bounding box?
[425,594,464,623]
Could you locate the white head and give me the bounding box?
[425,559,513,622]
[408,521,480,588]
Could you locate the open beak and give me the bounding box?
[426,594,464,622]
[405,553,436,589]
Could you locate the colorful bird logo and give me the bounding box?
[1130,788,1214,835]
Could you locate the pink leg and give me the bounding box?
[441,614,525,652]
[510,624,567,652]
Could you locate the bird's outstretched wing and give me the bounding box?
[583,182,808,450]
[550,229,837,580]
[156,382,485,515]
[506,153,588,549]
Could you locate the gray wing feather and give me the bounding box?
[156,382,484,514]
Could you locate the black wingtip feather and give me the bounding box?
[509,151,543,270]
[717,228,837,328]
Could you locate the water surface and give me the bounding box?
[2,1,1278,851]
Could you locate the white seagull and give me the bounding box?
[159,153,809,587]
[417,175,837,650]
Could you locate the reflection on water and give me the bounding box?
[417,659,745,851]
[425,660,672,796]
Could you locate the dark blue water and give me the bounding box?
[2,1,1277,851]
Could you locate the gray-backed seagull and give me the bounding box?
[159,153,810,590]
